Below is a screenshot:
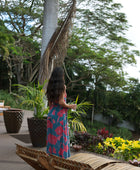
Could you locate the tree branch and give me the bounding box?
[63,62,72,82]
[29,0,35,12]
[7,11,20,33]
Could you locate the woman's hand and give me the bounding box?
[70,104,77,110]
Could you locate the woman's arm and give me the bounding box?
[59,91,77,110]
[48,101,52,108]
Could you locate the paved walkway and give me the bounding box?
[0,110,78,170]
[1,110,133,170]
[0,110,43,170]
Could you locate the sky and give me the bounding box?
[115,0,140,80]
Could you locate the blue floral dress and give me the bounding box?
[46,94,70,158]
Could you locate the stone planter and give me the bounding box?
[3,109,24,133]
[27,117,47,147]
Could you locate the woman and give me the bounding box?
[46,67,77,158]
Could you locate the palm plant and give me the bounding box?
[12,81,48,119]
[68,96,92,132]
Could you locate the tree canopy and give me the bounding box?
[0,0,140,130]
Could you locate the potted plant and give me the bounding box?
[13,81,49,147]
[3,108,24,133]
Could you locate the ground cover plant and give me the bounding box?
[0,90,22,109]
[83,120,133,140]
[71,127,140,166]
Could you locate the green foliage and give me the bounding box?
[65,0,140,122]
[108,80,140,132]
[0,0,42,85]
[104,137,140,161]
[104,109,123,126]
[12,81,48,119]
[84,120,132,140]
[110,127,132,140]
[68,96,92,132]
[126,82,140,132]
[0,90,30,110]
[0,0,140,132]
[84,119,108,133]
[72,122,137,161]
[0,90,19,109]
[0,21,14,58]
[82,120,97,136]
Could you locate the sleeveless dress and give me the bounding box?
[46,94,70,158]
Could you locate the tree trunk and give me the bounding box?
[39,0,58,85]
[39,0,75,87]
[41,0,58,58]
[91,104,94,124]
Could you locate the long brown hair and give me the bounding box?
[46,67,65,103]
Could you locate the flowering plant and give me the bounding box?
[103,137,140,161]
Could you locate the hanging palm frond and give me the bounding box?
[71,118,87,132]
[68,95,93,132]
[39,0,76,86]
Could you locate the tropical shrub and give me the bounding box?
[12,81,48,119]
[97,127,113,139]
[73,127,113,153]
[89,127,114,155]
[0,90,25,109]
[73,131,92,148]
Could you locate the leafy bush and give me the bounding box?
[84,120,132,140]
[84,120,108,132]
[0,90,27,109]
[104,109,123,126]
[97,127,113,139]
[88,127,114,156]
[82,120,97,135]
[72,126,140,161]
[110,127,132,140]
[95,137,140,161]
[104,137,140,161]
[73,128,115,156]
[73,127,113,153]
[73,131,92,149]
